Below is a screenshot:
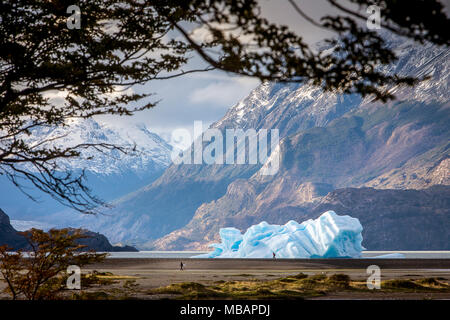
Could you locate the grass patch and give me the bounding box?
[291,273,308,280]
[297,278,319,289]
[416,278,442,286]
[96,275,139,280]
[148,272,350,299]
[279,278,297,283]
[148,282,225,299]
[348,277,450,292]
[382,279,425,290]
[82,273,116,287]
[123,279,139,290]
[72,291,110,300]
[81,271,139,289]
[326,274,351,288]
[309,273,327,281]
[144,274,450,300]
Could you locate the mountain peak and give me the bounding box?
[26,118,172,175]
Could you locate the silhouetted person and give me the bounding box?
[180,261,184,271]
[273,252,276,259]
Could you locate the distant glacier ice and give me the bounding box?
[195,211,365,258]
[368,253,405,259]
[10,220,55,232]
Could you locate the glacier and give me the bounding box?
[196,211,365,258]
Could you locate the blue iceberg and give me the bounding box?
[196,211,365,258]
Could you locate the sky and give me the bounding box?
[90,0,341,145]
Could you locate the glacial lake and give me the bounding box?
[104,251,450,259]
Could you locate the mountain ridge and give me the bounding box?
[10,34,448,249]
[153,185,450,251]
[0,119,173,220]
[148,38,449,250]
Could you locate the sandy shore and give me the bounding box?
[89,258,450,271]
[2,259,449,300]
[81,258,450,299]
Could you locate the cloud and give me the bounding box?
[44,1,350,144]
[42,85,135,107]
[189,76,259,107]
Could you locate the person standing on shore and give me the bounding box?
[273,252,276,259]
[180,261,184,271]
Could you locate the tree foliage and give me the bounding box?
[0,0,448,213]
[0,228,106,300]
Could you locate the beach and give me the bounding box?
[83,258,450,300]
[2,258,450,300]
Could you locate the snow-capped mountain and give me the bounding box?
[7,32,448,249]
[26,118,172,174]
[0,119,173,220]
[75,33,449,248]
[152,34,450,250]
[214,32,449,138]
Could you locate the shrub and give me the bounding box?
[292,273,308,280]
[0,228,106,300]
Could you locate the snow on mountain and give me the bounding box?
[26,118,172,174]
[19,33,448,248]
[1,118,173,220]
[213,32,449,139]
[10,220,55,232]
[150,35,450,250]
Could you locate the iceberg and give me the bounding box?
[195,211,365,258]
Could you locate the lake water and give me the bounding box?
[104,251,450,259]
[105,251,208,258]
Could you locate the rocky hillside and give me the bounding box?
[310,186,450,250]
[82,33,449,247]
[153,98,449,249]
[155,185,450,251]
[0,209,137,252]
[149,36,449,250]
[0,209,27,249]
[72,229,139,252]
